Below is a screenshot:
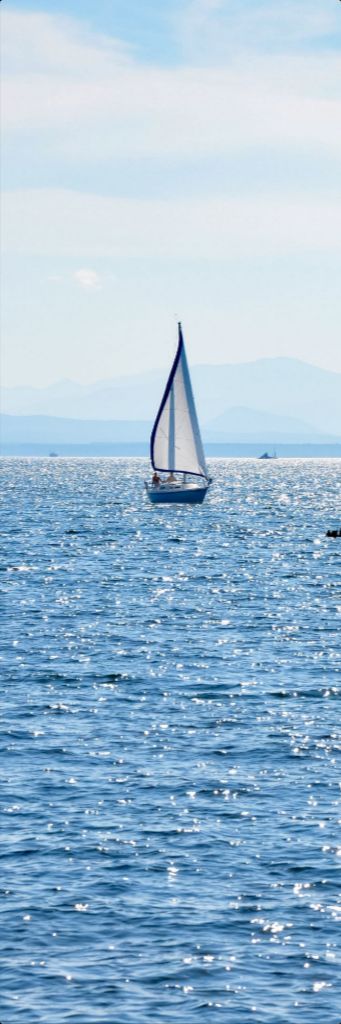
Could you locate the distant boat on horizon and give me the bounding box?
[145,323,211,504]
[259,451,277,460]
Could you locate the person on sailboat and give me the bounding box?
[152,471,160,486]
[166,472,176,483]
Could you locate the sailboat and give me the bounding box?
[145,322,211,504]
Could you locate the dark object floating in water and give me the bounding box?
[259,451,277,460]
[326,528,341,538]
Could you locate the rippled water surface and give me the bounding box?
[1,458,341,1023]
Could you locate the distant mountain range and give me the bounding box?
[1,408,340,449]
[1,416,152,445]
[1,357,340,449]
[204,406,339,443]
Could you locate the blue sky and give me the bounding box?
[3,0,341,386]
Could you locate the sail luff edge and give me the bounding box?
[150,326,183,471]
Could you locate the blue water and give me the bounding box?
[1,458,340,1024]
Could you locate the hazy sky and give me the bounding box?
[2,0,341,386]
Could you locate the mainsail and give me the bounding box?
[151,323,208,479]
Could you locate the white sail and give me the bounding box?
[151,324,208,479]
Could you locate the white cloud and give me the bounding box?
[73,268,102,290]
[179,0,340,59]
[2,8,341,164]
[2,6,341,386]
[4,188,341,261]
[2,11,130,78]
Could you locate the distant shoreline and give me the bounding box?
[2,442,341,458]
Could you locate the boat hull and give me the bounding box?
[145,483,209,504]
